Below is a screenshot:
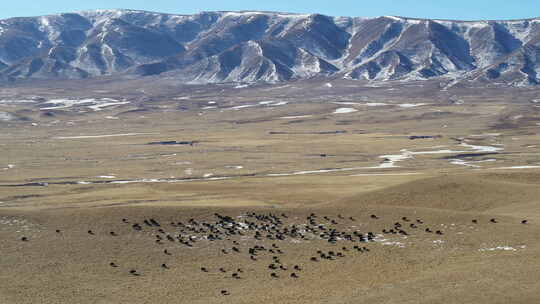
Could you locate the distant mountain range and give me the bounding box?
[0,9,539,86]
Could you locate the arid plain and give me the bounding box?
[1,78,540,303]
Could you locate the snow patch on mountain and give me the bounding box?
[0,10,539,86]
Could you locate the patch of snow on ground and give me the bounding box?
[259,100,288,106]
[332,102,363,105]
[364,142,503,170]
[398,103,428,108]
[333,107,358,114]
[41,98,129,111]
[371,152,413,168]
[512,115,523,120]
[350,172,421,176]
[492,165,540,170]
[0,99,39,103]
[0,217,39,230]
[461,143,504,153]
[97,175,116,179]
[470,133,501,137]
[287,168,360,175]
[231,104,257,110]
[408,149,466,155]
[0,99,38,103]
[55,133,155,139]
[108,176,231,184]
[332,102,426,108]
[266,165,377,177]
[87,101,130,111]
[450,159,497,168]
[280,115,313,119]
[381,241,406,248]
[225,165,244,169]
[450,159,480,168]
[0,112,15,121]
[374,234,406,248]
[365,102,389,106]
[479,246,517,252]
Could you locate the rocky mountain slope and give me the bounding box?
[0,9,539,86]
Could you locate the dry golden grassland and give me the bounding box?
[1,88,540,303]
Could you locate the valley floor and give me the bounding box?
[1,83,540,303]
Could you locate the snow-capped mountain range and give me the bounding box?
[0,9,539,86]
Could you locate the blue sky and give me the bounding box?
[2,0,539,20]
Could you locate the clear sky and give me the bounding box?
[1,0,539,20]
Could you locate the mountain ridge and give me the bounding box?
[0,9,539,86]
[5,9,539,23]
